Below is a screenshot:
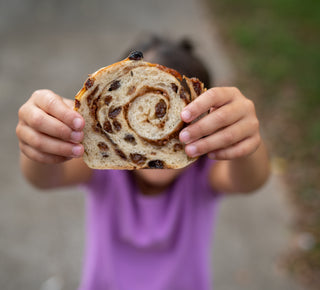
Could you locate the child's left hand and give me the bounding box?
[179,87,261,160]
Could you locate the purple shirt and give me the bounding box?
[79,158,220,290]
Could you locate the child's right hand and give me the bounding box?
[16,89,85,164]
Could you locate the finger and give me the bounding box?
[19,141,71,164]
[179,99,246,144]
[19,123,84,158]
[63,98,75,108]
[23,106,83,143]
[32,90,84,131]
[208,135,261,160]
[181,87,239,123]
[184,118,258,157]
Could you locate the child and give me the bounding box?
[16,36,270,290]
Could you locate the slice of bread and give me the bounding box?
[74,51,205,169]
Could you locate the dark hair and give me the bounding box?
[123,35,212,88]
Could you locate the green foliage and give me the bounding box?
[207,0,320,286]
[208,0,320,153]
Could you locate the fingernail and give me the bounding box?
[181,109,191,122]
[71,131,83,142]
[72,145,82,157]
[180,130,190,143]
[73,118,83,130]
[186,145,197,157]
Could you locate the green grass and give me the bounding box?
[207,0,320,287]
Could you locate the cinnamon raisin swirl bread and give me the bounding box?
[74,51,205,169]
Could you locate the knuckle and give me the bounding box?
[245,99,255,111]
[33,89,50,96]
[214,110,227,125]
[30,111,44,128]
[15,123,21,138]
[192,97,204,113]
[35,152,47,163]
[21,147,32,160]
[46,94,59,111]
[207,88,216,100]
[18,105,26,120]
[19,142,26,153]
[22,144,39,161]
[32,89,49,101]
[252,118,260,131]
[31,90,41,99]
[222,131,235,144]
[32,135,43,150]
[254,134,261,148]
[16,123,25,141]
[234,147,246,159]
[231,86,240,95]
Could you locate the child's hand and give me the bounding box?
[179,87,261,160]
[16,90,85,164]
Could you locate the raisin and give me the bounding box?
[179,87,187,101]
[171,83,178,93]
[181,78,191,96]
[115,149,127,160]
[124,134,136,144]
[103,120,113,133]
[173,143,183,152]
[97,142,109,151]
[93,122,102,133]
[191,79,202,96]
[148,160,165,169]
[108,106,122,118]
[85,77,94,89]
[75,99,81,109]
[86,86,99,106]
[155,99,167,119]
[89,94,101,118]
[130,153,147,165]
[104,95,113,105]
[108,80,121,91]
[113,120,122,131]
[128,50,143,61]
[101,152,109,158]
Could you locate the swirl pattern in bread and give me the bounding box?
[74,51,205,169]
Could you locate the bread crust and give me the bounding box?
[74,53,205,169]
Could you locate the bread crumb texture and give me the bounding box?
[74,53,205,169]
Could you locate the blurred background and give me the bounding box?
[0,0,318,289]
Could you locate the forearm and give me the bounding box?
[210,142,270,193]
[20,152,92,189]
[228,141,270,192]
[20,153,65,189]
